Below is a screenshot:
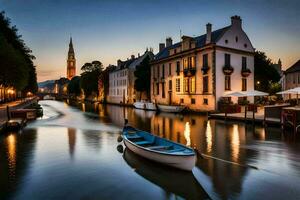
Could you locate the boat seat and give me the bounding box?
[166,148,185,153]
[148,145,172,150]
[135,141,153,146]
[126,135,143,139]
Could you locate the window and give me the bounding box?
[174,49,177,54]
[162,64,165,78]
[225,54,231,66]
[190,77,196,93]
[156,83,159,95]
[225,39,228,44]
[157,65,160,78]
[184,78,189,93]
[203,76,208,93]
[242,78,247,91]
[235,36,238,42]
[242,57,247,70]
[176,78,180,92]
[225,75,231,90]
[152,83,155,95]
[189,57,195,68]
[169,80,172,91]
[162,83,165,98]
[244,44,248,48]
[191,98,196,104]
[203,54,208,67]
[176,61,180,75]
[203,98,208,105]
[183,58,188,69]
[180,99,184,104]
[169,63,172,76]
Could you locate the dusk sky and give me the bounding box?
[1,0,299,82]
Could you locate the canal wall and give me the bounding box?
[0,97,38,131]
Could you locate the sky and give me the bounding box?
[1,0,299,82]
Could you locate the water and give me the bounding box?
[1,100,300,200]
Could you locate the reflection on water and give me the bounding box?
[205,121,212,153]
[0,100,300,200]
[6,134,17,182]
[184,122,191,147]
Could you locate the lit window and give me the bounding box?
[176,78,180,92]
[184,78,189,93]
[190,77,196,93]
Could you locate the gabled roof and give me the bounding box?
[111,51,154,72]
[285,60,300,74]
[154,26,230,61]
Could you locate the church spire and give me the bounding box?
[68,37,74,54]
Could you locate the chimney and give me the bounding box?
[166,37,173,47]
[159,43,165,52]
[206,23,212,44]
[231,15,242,28]
[131,55,135,60]
[117,59,122,67]
[138,53,140,57]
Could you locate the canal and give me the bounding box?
[1,100,300,199]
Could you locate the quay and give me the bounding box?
[0,97,38,133]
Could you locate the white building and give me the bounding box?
[151,16,255,111]
[107,51,154,104]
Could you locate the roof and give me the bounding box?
[111,51,154,73]
[285,60,300,74]
[154,26,230,61]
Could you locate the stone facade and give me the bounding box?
[151,16,255,112]
[107,51,154,104]
[282,60,300,99]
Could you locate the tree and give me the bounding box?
[0,11,37,100]
[254,51,281,93]
[134,55,151,100]
[80,61,103,98]
[68,76,81,96]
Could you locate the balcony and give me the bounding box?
[201,65,210,75]
[222,65,234,75]
[183,67,196,77]
[241,68,251,77]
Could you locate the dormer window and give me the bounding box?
[225,39,228,44]
[235,36,238,42]
[244,44,248,48]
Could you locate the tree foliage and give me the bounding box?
[134,55,151,99]
[254,51,281,93]
[0,11,37,96]
[68,76,81,96]
[80,61,103,97]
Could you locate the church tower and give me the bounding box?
[67,37,76,80]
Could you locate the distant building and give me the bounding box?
[273,59,282,76]
[282,60,300,93]
[67,37,76,80]
[107,51,154,104]
[151,16,255,111]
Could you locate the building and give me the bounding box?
[107,50,154,104]
[67,37,76,80]
[282,60,300,98]
[150,16,255,112]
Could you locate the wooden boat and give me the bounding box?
[133,101,157,111]
[123,149,209,199]
[122,125,196,171]
[157,104,186,113]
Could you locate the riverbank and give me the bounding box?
[0,97,38,132]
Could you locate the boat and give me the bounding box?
[133,101,157,111]
[157,104,186,113]
[122,125,196,171]
[123,149,209,199]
